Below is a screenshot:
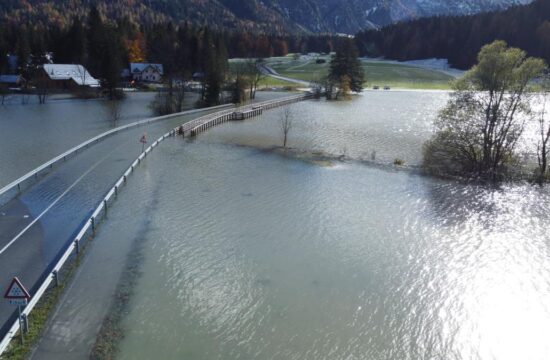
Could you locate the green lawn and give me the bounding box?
[265,56,455,90]
[229,59,300,89]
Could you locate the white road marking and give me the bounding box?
[0,151,115,256]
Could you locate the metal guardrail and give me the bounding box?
[0,93,312,356]
[0,103,234,207]
[0,127,176,356]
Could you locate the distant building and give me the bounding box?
[192,72,204,81]
[38,64,100,89]
[0,75,25,87]
[130,63,164,83]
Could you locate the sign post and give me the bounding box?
[4,277,31,344]
[139,133,147,153]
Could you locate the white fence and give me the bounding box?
[0,93,312,356]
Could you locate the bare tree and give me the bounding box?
[35,76,49,104]
[247,59,265,100]
[0,87,8,105]
[231,62,251,104]
[106,99,122,127]
[21,93,30,105]
[149,81,186,116]
[536,77,550,182]
[280,107,293,148]
[174,81,186,112]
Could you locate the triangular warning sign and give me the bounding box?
[4,277,30,299]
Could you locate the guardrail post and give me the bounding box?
[115,186,118,197]
[53,270,59,287]
[91,217,95,234]
[18,305,24,345]
[123,175,127,183]
[104,200,108,216]
[21,314,28,334]
[75,239,80,254]
[17,183,21,193]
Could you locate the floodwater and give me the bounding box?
[75,92,550,360]
[0,92,193,187]
[201,90,449,165]
[0,90,292,188]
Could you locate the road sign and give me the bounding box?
[9,299,28,306]
[140,133,148,152]
[4,277,31,301]
[4,277,30,344]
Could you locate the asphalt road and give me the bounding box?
[0,107,227,340]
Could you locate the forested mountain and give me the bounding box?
[355,0,550,69]
[0,0,534,34]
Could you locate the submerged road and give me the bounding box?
[0,91,299,347]
[0,105,232,340]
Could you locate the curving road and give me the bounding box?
[259,64,312,87]
[0,105,232,341]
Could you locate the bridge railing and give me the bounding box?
[0,104,234,207]
[188,93,312,137]
[0,92,311,356]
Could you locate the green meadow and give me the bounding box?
[265,55,455,90]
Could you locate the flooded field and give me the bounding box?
[52,92,550,360]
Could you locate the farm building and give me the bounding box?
[38,64,100,89]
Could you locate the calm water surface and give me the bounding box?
[98,92,550,360]
[0,92,158,186]
[0,90,292,188]
[200,91,449,165]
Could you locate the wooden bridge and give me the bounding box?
[176,93,312,137]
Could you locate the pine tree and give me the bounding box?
[86,6,105,77]
[66,18,87,64]
[328,38,365,97]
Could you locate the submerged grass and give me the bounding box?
[89,237,145,360]
[89,196,157,360]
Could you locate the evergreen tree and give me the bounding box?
[86,6,105,76]
[202,29,228,106]
[328,38,365,97]
[15,28,31,77]
[101,25,124,98]
[66,18,87,64]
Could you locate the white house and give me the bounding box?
[41,64,100,88]
[130,63,164,83]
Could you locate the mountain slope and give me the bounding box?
[0,0,536,34]
[355,0,550,69]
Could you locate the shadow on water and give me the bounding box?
[90,182,162,359]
